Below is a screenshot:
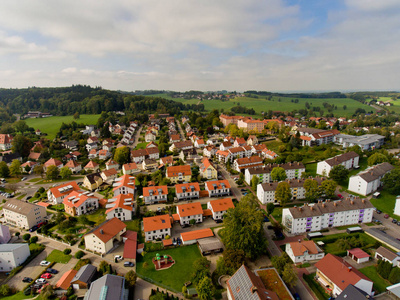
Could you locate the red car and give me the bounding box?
[41,273,52,279]
[384,214,390,219]
[337,194,343,199]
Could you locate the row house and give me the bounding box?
[298,128,340,146]
[175,182,200,201]
[207,198,234,220]
[143,214,171,241]
[317,151,359,176]
[169,140,193,152]
[205,180,231,197]
[63,191,99,216]
[143,185,168,205]
[105,194,134,221]
[282,198,374,234]
[113,175,136,196]
[233,156,264,172]
[251,144,267,156]
[262,148,278,160]
[199,158,218,180]
[47,181,81,204]
[166,165,192,183]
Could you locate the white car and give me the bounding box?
[114,255,123,261]
[35,278,46,284]
[40,260,51,266]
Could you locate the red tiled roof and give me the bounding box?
[86,218,126,243]
[163,239,173,246]
[48,181,80,198]
[143,185,167,197]
[209,198,234,212]
[348,248,370,259]
[175,182,200,194]
[44,158,62,167]
[123,239,137,260]
[203,209,213,217]
[36,202,50,208]
[123,162,138,171]
[166,165,192,177]
[113,174,136,191]
[143,214,171,232]
[102,168,117,177]
[105,194,134,214]
[205,180,231,190]
[56,269,77,290]
[177,202,203,217]
[180,228,213,242]
[85,160,99,169]
[28,152,41,160]
[289,240,319,256]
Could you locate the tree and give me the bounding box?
[41,284,55,300]
[191,257,211,285]
[303,179,319,201]
[389,266,400,284]
[271,253,291,274]
[0,161,9,178]
[0,284,11,297]
[382,169,400,195]
[98,260,112,275]
[267,203,275,215]
[11,134,32,157]
[367,153,389,166]
[75,250,85,259]
[345,145,363,157]
[73,112,80,119]
[271,167,287,181]
[30,236,38,244]
[217,249,246,275]
[33,164,44,178]
[275,182,292,206]
[60,166,72,179]
[125,270,137,288]
[22,233,31,241]
[9,159,21,177]
[114,146,130,166]
[251,175,259,191]
[329,165,349,183]
[46,165,59,180]
[237,172,244,185]
[14,120,29,134]
[196,276,214,300]
[15,232,20,239]
[321,180,337,198]
[222,194,267,259]
[282,264,297,288]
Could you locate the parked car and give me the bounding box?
[46,268,58,274]
[214,219,223,224]
[397,221,400,226]
[22,277,33,283]
[384,214,390,219]
[21,177,27,181]
[392,219,398,224]
[376,209,382,214]
[26,196,32,200]
[337,194,343,199]
[40,260,51,266]
[177,238,182,245]
[124,262,134,267]
[293,293,301,300]
[240,189,246,192]
[35,278,46,284]
[173,237,177,245]
[29,226,38,232]
[114,255,123,261]
[41,273,52,279]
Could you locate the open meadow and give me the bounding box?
[25,114,100,140]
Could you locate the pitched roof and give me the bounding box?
[113,174,136,191]
[44,158,62,167]
[143,214,171,232]
[28,152,41,160]
[375,246,399,261]
[123,239,137,260]
[85,218,126,243]
[123,162,138,170]
[3,199,45,216]
[315,254,371,292]
[180,228,214,242]
[56,269,78,290]
[0,134,13,144]
[85,160,99,169]
[336,284,373,300]
[106,159,118,166]
[65,160,80,168]
[85,274,126,300]
[85,172,102,184]
[160,156,173,165]
[166,165,192,177]
[143,185,167,197]
[131,149,148,157]
[172,140,193,149]
[177,202,203,217]
[356,162,394,183]
[105,194,134,214]
[48,181,80,198]
[175,182,200,194]
[235,156,263,166]
[63,191,98,208]
[209,198,234,212]
[71,264,97,284]
[205,179,231,190]
[289,240,320,256]
[102,168,118,177]
[170,134,180,140]
[324,151,359,167]
[348,248,370,259]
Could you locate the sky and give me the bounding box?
[0,0,399,92]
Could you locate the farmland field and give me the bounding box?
[25,114,100,140]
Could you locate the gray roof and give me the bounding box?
[85,172,102,184]
[260,177,324,191]
[354,162,394,183]
[288,198,374,219]
[324,151,359,167]
[387,282,400,297]
[336,133,385,145]
[71,264,97,285]
[375,246,399,261]
[84,274,127,300]
[3,199,45,216]
[365,228,400,252]
[198,237,224,252]
[0,243,29,252]
[297,127,325,134]
[336,284,373,300]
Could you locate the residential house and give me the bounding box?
[262,148,278,160]
[87,136,99,144]
[63,191,99,216]
[143,214,171,241]
[348,162,394,196]
[47,181,81,204]
[205,180,231,197]
[282,198,375,234]
[44,158,63,171]
[63,140,79,151]
[65,160,82,174]
[317,151,359,176]
[203,146,217,158]
[233,137,246,147]
[336,285,375,300]
[159,156,173,167]
[170,134,181,143]
[3,199,47,230]
[315,254,373,297]
[21,161,39,174]
[70,264,97,290]
[145,131,157,142]
[101,168,118,183]
[131,149,150,164]
[84,160,99,173]
[88,149,98,159]
[0,224,11,244]
[84,218,126,254]
[169,140,193,152]
[105,194,134,221]
[233,156,264,172]
[219,141,232,151]
[113,175,136,196]
[142,158,157,170]
[199,158,217,180]
[28,152,42,161]
[106,159,119,170]
[207,198,234,220]
[374,246,400,266]
[194,139,205,148]
[98,149,111,160]
[83,173,103,191]
[85,143,98,152]
[84,274,128,300]
[0,134,13,150]
[247,135,258,146]
[122,162,140,175]
[227,146,253,162]
[143,185,168,204]
[298,128,340,146]
[0,244,30,272]
[166,165,192,183]
[176,202,203,226]
[175,182,200,201]
[285,240,325,263]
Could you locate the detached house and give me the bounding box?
[176,202,203,226]
[199,158,217,180]
[169,140,193,152]
[106,159,119,170]
[65,160,82,174]
[44,158,63,171]
[205,180,231,197]
[166,165,192,183]
[47,181,81,204]
[207,198,234,220]
[84,160,99,173]
[101,168,118,183]
[122,162,140,175]
[0,134,13,150]
[84,218,126,254]
[143,185,168,204]
[175,182,200,201]
[63,191,99,216]
[83,173,103,191]
[105,194,134,221]
[143,214,171,241]
[286,240,325,263]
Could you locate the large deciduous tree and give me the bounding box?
[282,264,298,288]
[222,194,267,259]
[329,165,349,183]
[46,165,59,180]
[367,153,389,166]
[382,169,400,195]
[275,182,292,206]
[303,179,319,202]
[114,146,130,166]
[196,276,215,300]
[60,167,72,179]
[0,161,10,178]
[9,159,21,177]
[124,270,137,289]
[12,134,32,158]
[321,179,337,198]
[271,167,287,181]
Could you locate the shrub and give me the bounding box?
[30,236,38,244]
[22,233,31,241]
[63,248,72,255]
[75,250,85,259]
[38,187,45,193]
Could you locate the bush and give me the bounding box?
[34,192,40,198]
[63,248,72,255]
[22,233,31,241]
[75,250,85,259]
[38,187,45,193]
[30,236,38,244]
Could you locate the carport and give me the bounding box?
[198,237,224,256]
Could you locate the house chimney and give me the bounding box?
[322,203,325,208]
[100,229,104,234]
[350,200,354,205]
[348,267,352,272]
[362,199,365,203]
[298,239,301,243]
[334,202,337,207]
[310,206,313,211]
[251,286,258,294]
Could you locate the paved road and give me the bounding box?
[176,121,186,141]
[217,165,242,201]
[373,211,400,238]
[131,125,143,149]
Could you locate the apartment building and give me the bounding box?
[3,200,47,230]
[205,180,231,197]
[63,191,99,216]
[317,151,359,176]
[143,185,168,204]
[175,182,200,201]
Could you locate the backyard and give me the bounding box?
[359,265,390,294]
[46,249,72,264]
[370,190,397,219]
[136,244,202,293]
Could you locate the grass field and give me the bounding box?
[46,249,72,264]
[25,114,100,140]
[161,93,374,117]
[136,244,202,292]
[359,265,390,294]
[86,208,106,225]
[370,190,397,218]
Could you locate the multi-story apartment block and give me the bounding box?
[3,200,47,230]
[244,162,305,185]
[143,185,168,204]
[317,151,359,176]
[63,191,99,216]
[282,198,374,234]
[143,214,171,241]
[0,244,30,271]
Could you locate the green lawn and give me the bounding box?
[359,265,390,294]
[25,114,100,140]
[86,208,106,225]
[34,176,83,185]
[28,178,42,183]
[370,190,397,218]
[46,249,72,263]
[0,292,33,300]
[270,207,283,223]
[136,244,202,293]
[16,194,26,200]
[124,219,140,232]
[135,142,148,150]
[305,163,318,177]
